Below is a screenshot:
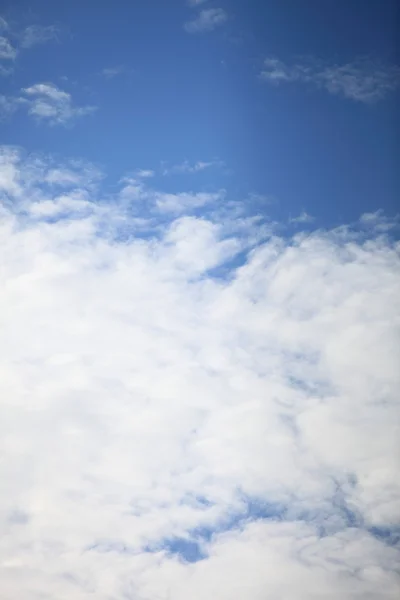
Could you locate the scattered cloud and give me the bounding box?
[21,83,97,126]
[0,35,16,60]
[260,56,400,103]
[119,171,225,215]
[101,65,130,79]
[20,24,59,48]
[290,211,315,224]
[0,94,24,119]
[155,190,225,213]
[162,159,224,175]
[1,145,400,598]
[135,168,155,179]
[184,8,228,33]
[0,18,59,75]
[0,16,9,31]
[187,0,209,5]
[0,31,17,75]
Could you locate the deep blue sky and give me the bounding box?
[1,0,398,226]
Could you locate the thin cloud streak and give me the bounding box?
[260,56,400,103]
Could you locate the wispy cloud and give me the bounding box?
[155,190,224,213]
[101,65,130,79]
[187,0,209,5]
[21,83,97,126]
[162,159,224,175]
[119,171,225,215]
[0,94,25,119]
[20,24,59,48]
[0,31,17,75]
[0,35,16,59]
[260,56,400,103]
[290,211,315,224]
[184,8,228,33]
[1,145,400,598]
[0,18,59,75]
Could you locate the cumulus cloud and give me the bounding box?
[184,8,228,33]
[21,83,97,126]
[20,24,58,48]
[261,56,400,103]
[1,146,400,599]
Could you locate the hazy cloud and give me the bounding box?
[162,159,224,175]
[20,24,58,48]
[261,56,400,103]
[184,8,228,33]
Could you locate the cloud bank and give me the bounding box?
[0,146,399,599]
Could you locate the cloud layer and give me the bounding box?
[261,57,400,103]
[1,145,399,599]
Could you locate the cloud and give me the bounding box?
[0,32,17,74]
[20,25,58,48]
[21,83,97,126]
[187,0,209,5]
[101,65,128,79]
[0,35,16,60]
[162,160,224,175]
[118,172,225,215]
[260,56,400,103]
[0,20,57,75]
[184,8,228,33]
[0,95,25,119]
[1,146,400,599]
[290,211,315,224]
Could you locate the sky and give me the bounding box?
[0,1,399,598]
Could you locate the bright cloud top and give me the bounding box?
[1,145,399,599]
[261,56,400,103]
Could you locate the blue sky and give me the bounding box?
[1,1,400,599]
[1,0,399,226]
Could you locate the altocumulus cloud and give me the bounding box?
[0,145,400,599]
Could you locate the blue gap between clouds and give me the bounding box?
[145,496,286,564]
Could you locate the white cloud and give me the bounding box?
[184,8,228,33]
[0,95,25,119]
[0,33,17,74]
[1,146,400,599]
[0,16,9,31]
[118,173,225,215]
[21,83,97,126]
[260,56,400,103]
[101,65,128,79]
[134,168,155,179]
[162,160,223,175]
[155,190,224,213]
[0,35,16,60]
[290,211,315,224]
[20,25,58,49]
[187,0,209,5]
